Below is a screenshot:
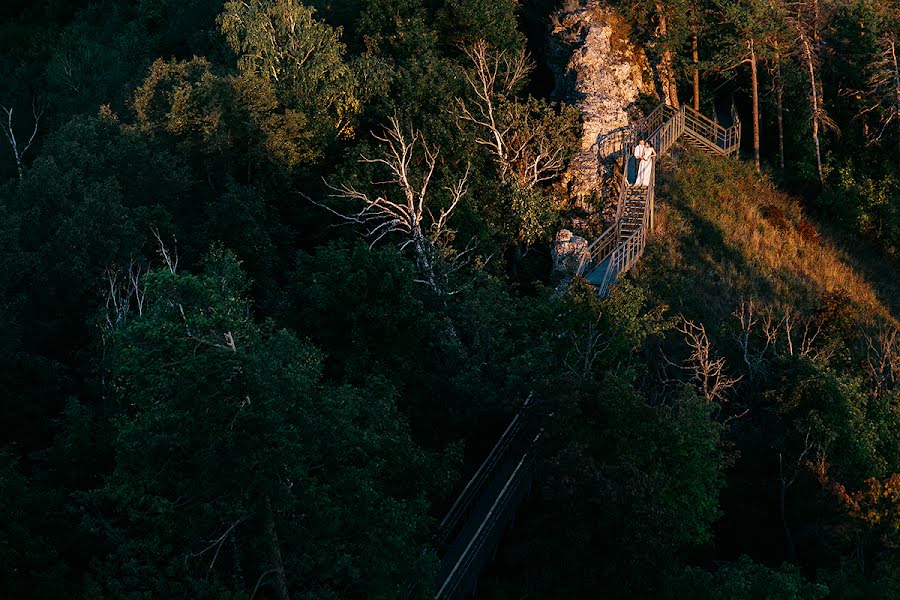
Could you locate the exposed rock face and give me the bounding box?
[547,0,657,206]
[551,229,588,275]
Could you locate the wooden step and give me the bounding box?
[682,129,726,156]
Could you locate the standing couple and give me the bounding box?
[631,139,656,187]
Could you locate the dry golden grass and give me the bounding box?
[635,150,898,328]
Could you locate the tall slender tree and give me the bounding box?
[765,0,793,171]
[716,0,783,171]
[788,0,836,187]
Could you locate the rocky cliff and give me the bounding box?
[547,0,657,209]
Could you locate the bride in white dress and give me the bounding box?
[636,141,656,187]
[631,140,647,185]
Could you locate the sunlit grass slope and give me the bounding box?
[633,150,899,328]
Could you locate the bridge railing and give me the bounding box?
[434,432,541,600]
[435,394,533,550]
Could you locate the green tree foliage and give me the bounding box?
[83,247,446,598]
[666,554,828,599]
[436,0,525,52]
[2,0,899,597]
[482,281,723,597]
[218,0,359,147]
[0,450,67,599]
[133,56,326,177]
[456,42,580,245]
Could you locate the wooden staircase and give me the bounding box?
[576,104,740,296]
[619,186,646,240]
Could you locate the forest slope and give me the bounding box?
[481,148,899,599]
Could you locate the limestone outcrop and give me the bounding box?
[551,229,589,275]
[547,0,657,207]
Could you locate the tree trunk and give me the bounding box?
[655,5,680,108]
[890,38,899,125]
[692,33,700,111]
[749,41,761,172]
[773,41,785,171]
[779,480,797,563]
[231,527,245,591]
[800,35,825,186]
[263,496,291,600]
[413,233,439,295]
[776,78,785,171]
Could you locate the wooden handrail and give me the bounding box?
[579,102,737,296]
[436,394,534,549]
[683,105,728,137]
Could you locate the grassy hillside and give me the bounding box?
[635,150,899,330]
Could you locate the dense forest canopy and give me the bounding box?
[0,0,897,598]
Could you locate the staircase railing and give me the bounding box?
[590,151,656,295]
[429,102,742,599]
[577,103,739,291]
[577,105,674,279]
[682,105,740,155]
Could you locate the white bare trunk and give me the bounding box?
[1,102,42,180]
[801,35,825,186]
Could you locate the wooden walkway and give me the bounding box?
[430,104,739,600]
[577,104,740,296]
[433,397,541,600]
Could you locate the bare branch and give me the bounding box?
[457,41,566,189]
[1,98,43,179]
[151,226,179,274]
[310,117,472,295]
[103,258,147,330]
[863,325,900,397]
[186,516,248,572]
[677,317,743,407]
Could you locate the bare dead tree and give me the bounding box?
[860,33,900,142]
[318,116,469,295]
[863,325,899,397]
[186,516,248,572]
[762,311,780,350]
[151,226,179,274]
[1,98,43,179]
[104,258,147,329]
[779,430,815,562]
[564,316,612,384]
[781,307,824,360]
[732,299,776,382]
[57,50,82,94]
[458,41,566,189]
[677,317,743,408]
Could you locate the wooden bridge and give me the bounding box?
[431,104,739,599]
